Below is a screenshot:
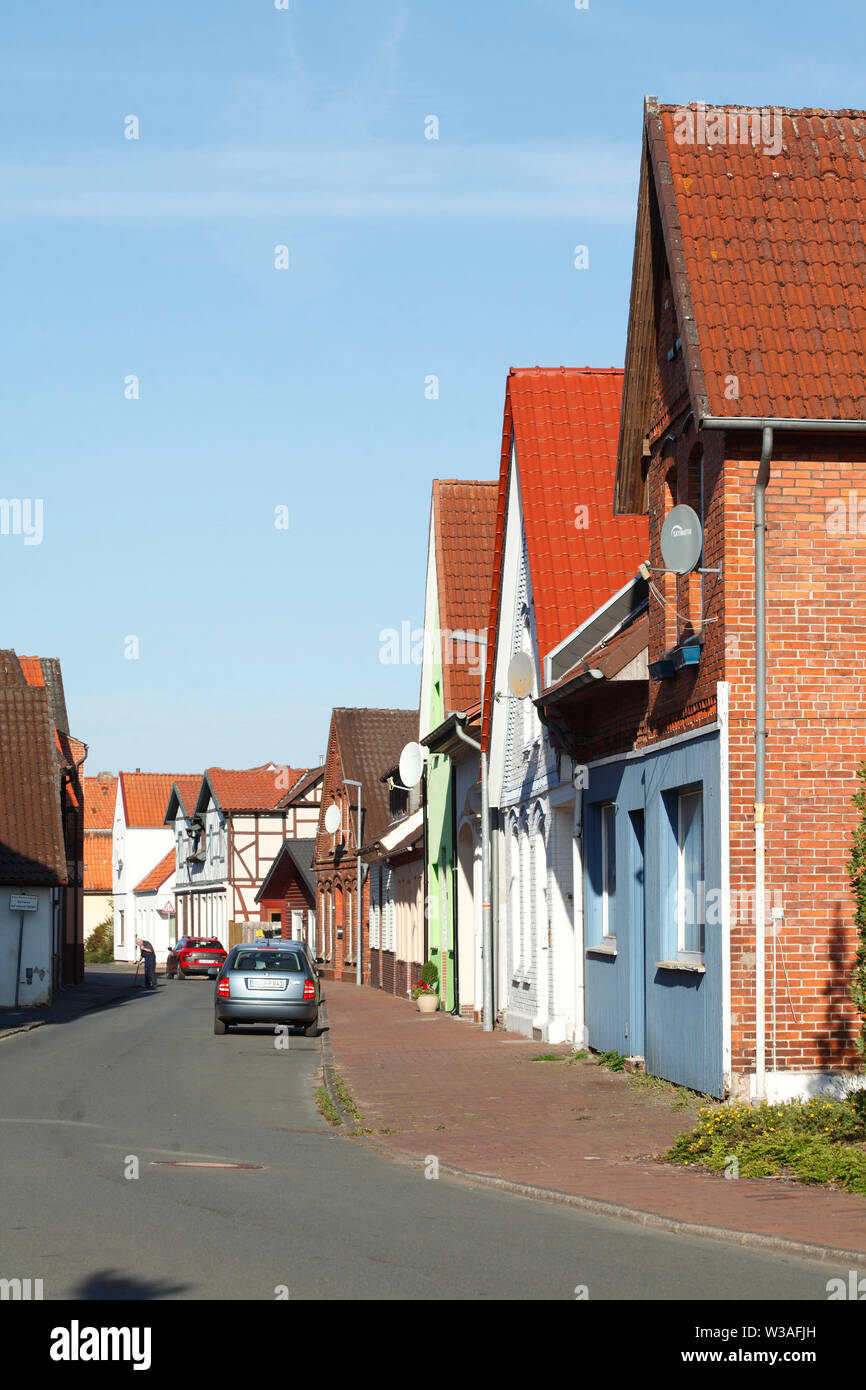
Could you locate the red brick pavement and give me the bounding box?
[324,982,866,1257]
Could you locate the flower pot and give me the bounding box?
[416,992,439,1014]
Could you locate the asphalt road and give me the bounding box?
[0,979,841,1301]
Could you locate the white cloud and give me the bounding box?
[0,140,637,225]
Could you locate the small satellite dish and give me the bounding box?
[398,741,425,789]
[324,803,341,835]
[660,505,703,575]
[507,651,534,699]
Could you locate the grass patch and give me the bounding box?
[314,1086,340,1127]
[666,1095,866,1194]
[528,1052,567,1062]
[626,1071,699,1112]
[569,1049,590,1062]
[330,1069,362,1122]
[596,1050,626,1073]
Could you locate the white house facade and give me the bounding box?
[112,774,197,963]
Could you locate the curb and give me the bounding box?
[316,997,361,1130]
[347,1132,866,1269]
[319,1002,866,1270]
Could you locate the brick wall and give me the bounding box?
[568,268,866,1084]
[723,436,866,1079]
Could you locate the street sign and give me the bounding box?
[160,901,175,916]
[10,894,37,912]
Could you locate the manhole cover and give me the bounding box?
[149,1161,265,1169]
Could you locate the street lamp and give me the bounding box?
[450,630,493,1032]
[343,778,363,987]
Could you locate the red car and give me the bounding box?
[167,936,227,979]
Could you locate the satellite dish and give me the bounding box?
[660,505,703,575]
[398,742,425,789]
[324,803,341,835]
[507,651,534,699]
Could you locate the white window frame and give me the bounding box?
[677,788,705,959]
[601,802,616,939]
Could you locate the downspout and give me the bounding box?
[422,768,429,965]
[754,424,773,1104]
[450,757,459,1015]
[453,720,491,1030]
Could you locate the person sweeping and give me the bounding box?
[135,936,157,990]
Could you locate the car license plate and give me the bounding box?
[247,977,285,990]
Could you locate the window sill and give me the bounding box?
[655,959,706,974]
[586,940,618,958]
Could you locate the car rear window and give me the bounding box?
[232,950,305,973]
[186,939,222,949]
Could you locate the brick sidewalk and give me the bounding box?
[324,981,866,1258]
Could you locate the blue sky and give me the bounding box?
[1,0,863,773]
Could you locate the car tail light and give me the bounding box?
[302,979,316,1000]
[217,977,231,998]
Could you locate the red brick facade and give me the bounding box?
[597,168,866,1087]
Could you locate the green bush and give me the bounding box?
[84,911,114,963]
[667,1096,866,1194]
[420,959,439,991]
[596,1049,626,1073]
[849,761,866,1062]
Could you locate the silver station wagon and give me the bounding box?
[212,941,320,1037]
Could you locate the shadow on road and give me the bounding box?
[73,1269,191,1300]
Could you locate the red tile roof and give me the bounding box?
[484,369,648,735]
[133,849,175,894]
[120,772,198,828]
[0,681,67,885]
[432,480,499,711]
[84,775,117,830]
[318,709,419,860]
[650,102,866,421]
[203,767,308,813]
[275,764,323,809]
[83,832,112,893]
[18,655,44,686]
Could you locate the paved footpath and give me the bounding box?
[0,962,143,1038]
[324,982,866,1260]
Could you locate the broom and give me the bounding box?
[131,959,143,989]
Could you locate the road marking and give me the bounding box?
[0,1118,101,1127]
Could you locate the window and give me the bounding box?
[601,803,616,938]
[677,789,704,955]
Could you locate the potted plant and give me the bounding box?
[411,960,439,1013]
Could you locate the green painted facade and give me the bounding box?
[421,588,457,1012]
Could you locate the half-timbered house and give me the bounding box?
[167,764,320,948]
